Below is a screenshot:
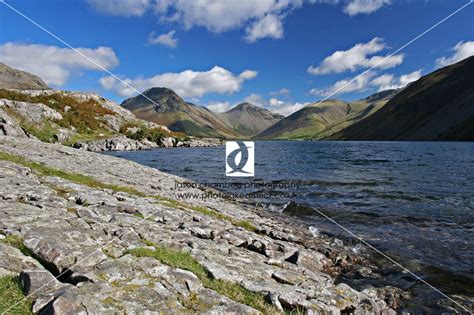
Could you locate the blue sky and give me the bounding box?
[0,0,473,115]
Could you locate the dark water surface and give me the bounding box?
[104,141,474,306]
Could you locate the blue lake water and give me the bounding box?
[104,141,474,305]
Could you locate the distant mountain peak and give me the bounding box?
[228,102,264,112]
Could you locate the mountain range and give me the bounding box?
[256,89,398,140]
[1,56,472,141]
[121,88,282,138]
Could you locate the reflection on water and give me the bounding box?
[104,141,474,305]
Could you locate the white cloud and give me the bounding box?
[269,97,285,106]
[153,0,305,42]
[343,0,391,16]
[371,69,422,91]
[270,88,290,96]
[86,0,150,17]
[100,66,257,98]
[436,41,474,68]
[147,30,178,48]
[245,14,284,42]
[245,95,306,116]
[0,42,119,86]
[269,99,308,116]
[307,37,403,75]
[206,101,233,113]
[154,0,302,32]
[238,70,259,80]
[244,93,265,106]
[310,71,376,96]
[311,69,422,96]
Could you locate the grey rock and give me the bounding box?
[73,136,153,151]
[0,243,43,277]
[19,269,69,299]
[158,136,175,147]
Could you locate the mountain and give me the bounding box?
[0,62,49,90]
[121,88,284,138]
[257,90,398,140]
[330,56,474,140]
[122,87,239,138]
[219,102,284,137]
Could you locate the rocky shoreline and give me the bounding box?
[73,136,223,152]
[0,135,412,314]
[0,89,223,153]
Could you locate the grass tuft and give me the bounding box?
[0,276,32,314]
[1,235,32,257]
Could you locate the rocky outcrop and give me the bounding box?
[72,136,221,152]
[0,107,28,138]
[0,136,414,313]
[73,136,157,151]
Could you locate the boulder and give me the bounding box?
[0,107,28,138]
[158,137,176,147]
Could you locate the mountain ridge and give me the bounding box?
[121,88,283,138]
[329,56,474,140]
[0,62,50,90]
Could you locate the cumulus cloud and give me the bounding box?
[152,0,306,42]
[147,30,178,48]
[0,42,119,86]
[86,0,150,17]
[371,70,421,91]
[245,14,284,42]
[436,41,474,67]
[244,93,265,106]
[270,88,290,96]
[238,70,259,80]
[100,66,257,98]
[269,99,308,116]
[206,101,233,113]
[343,0,391,16]
[154,0,301,32]
[307,37,403,75]
[310,71,376,96]
[311,69,422,96]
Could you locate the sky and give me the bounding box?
[0,0,473,116]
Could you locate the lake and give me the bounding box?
[104,141,474,308]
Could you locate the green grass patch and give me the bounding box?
[126,245,276,313]
[1,235,32,257]
[20,122,58,143]
[0,276,32,314]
